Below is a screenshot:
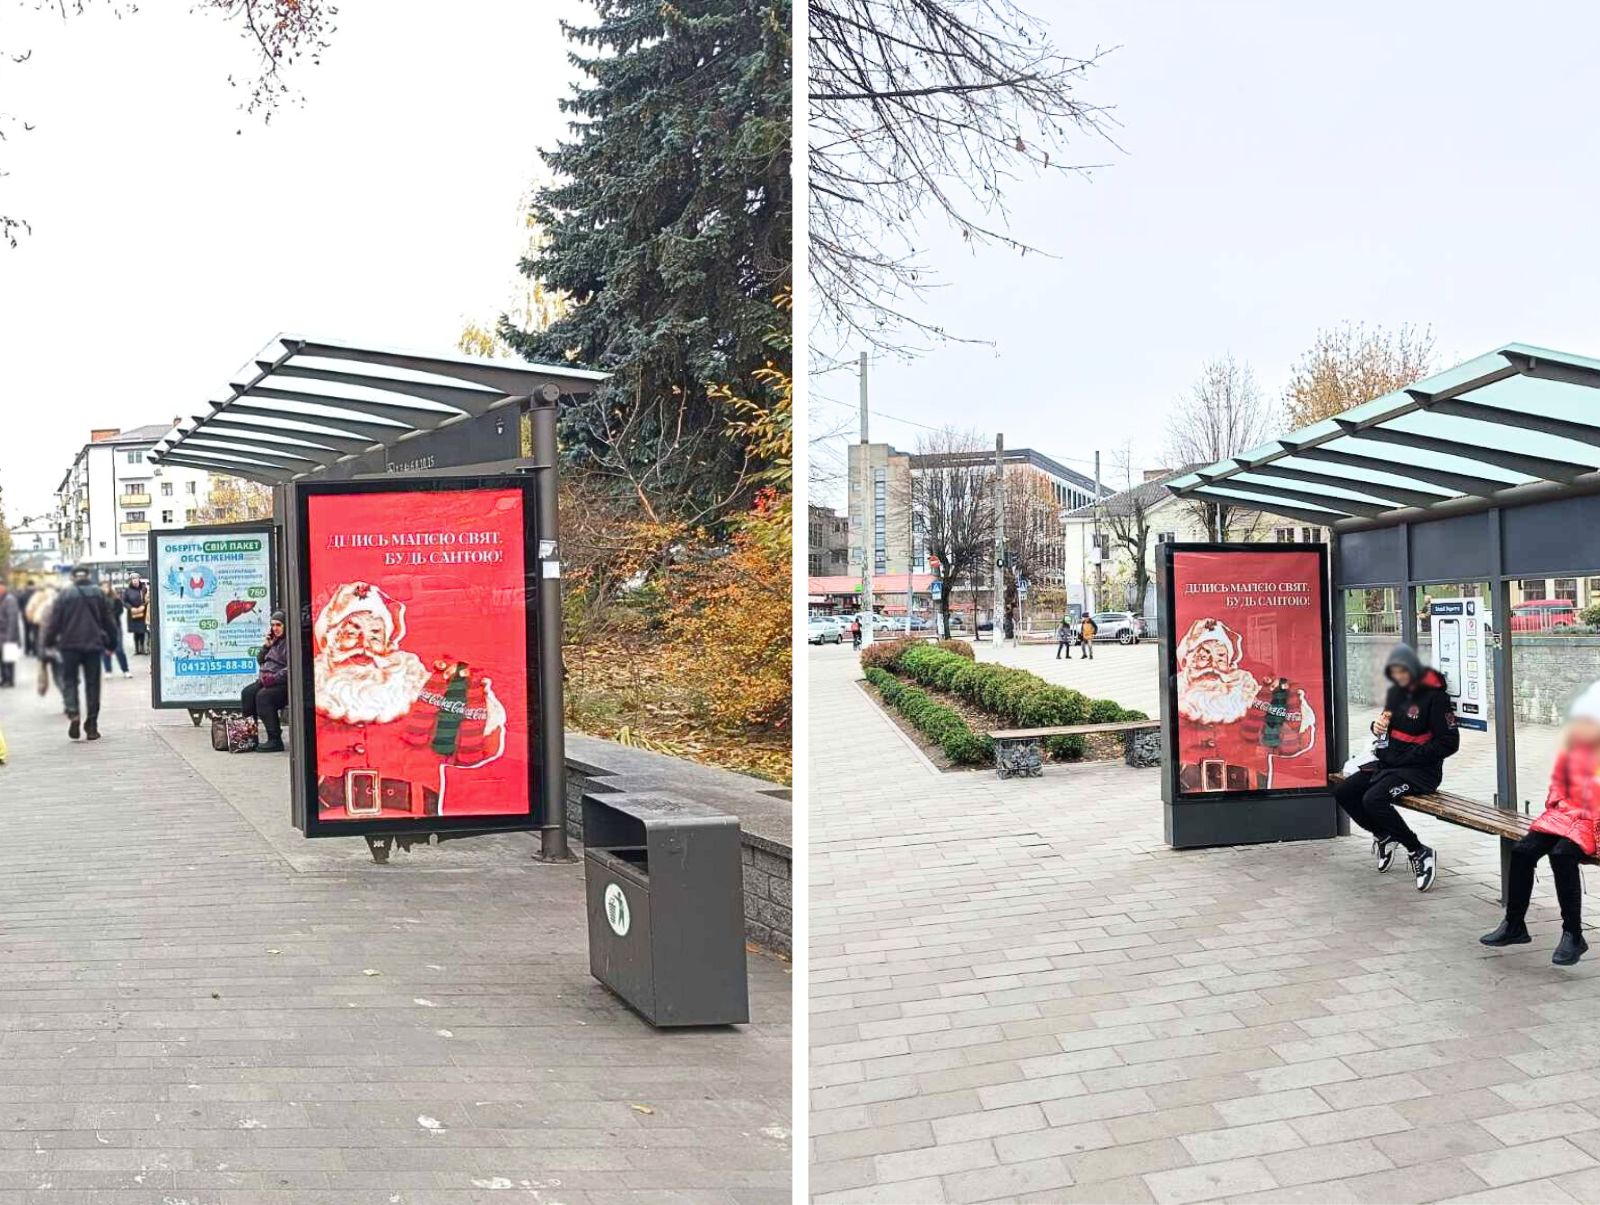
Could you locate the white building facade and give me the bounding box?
[56,426,219,576]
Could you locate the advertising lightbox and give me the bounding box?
[1158,542,1339,849]
[288,476,541,838]
[148,524,277,709]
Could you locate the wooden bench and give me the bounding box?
[1329,774,1598,864]
[989,720,1160,779]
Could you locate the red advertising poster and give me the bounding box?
[1169,547,1328,796]
[304,486,532,824]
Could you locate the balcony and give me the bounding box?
[120,493,150,507]
[119,521,151,536]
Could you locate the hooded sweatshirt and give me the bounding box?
[1373,643,1459,790]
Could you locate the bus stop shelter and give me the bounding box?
[149,334,608,860]
[1166,343,1600,885]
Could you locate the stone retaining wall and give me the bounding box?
[1345,633,1600,727]
[562,734,793,958]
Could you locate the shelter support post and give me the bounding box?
[1489,518,1517,903]
[531,398,572,863]
[1328,541,1350,835]
[1398,523,1417,649]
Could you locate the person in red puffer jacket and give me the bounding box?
[1481,682,1600,966]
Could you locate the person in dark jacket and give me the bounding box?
[122,576,149,655]
[1334,643,1458,891]
[99,583,131,677]
[16,580,37,657]
[42,566,118,741]
[0,583,20,688]
[1055,618,1072,660]
[241,611,290,752]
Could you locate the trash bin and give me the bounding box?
[583,792,749,1027]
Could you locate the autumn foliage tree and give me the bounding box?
[1283,322,1435,427]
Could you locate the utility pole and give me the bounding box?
[858,352,874,647]
[994,434,1006,644]
[1092,449,1103,615]
[904,468,914,637]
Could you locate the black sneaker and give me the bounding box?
[67,718,80,741]
[1409,846,1437,892]
[1554,930,1589,967]
[84,724,100,741]
[1373,836,1399,872]
[1480,920,1532,947]
[256,741,285,753]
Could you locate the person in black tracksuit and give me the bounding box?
[1334,643,1458,892]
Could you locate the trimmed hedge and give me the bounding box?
[876,644,1148,762]
[864,667,992,764]
[935,639,975,660]
[859,636,917,671]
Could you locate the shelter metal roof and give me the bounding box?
[149,334,608,485]
[1166,344,1600,528]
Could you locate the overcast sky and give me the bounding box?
[0,0,587,522]
[811,0,1600,506]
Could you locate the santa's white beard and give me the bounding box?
[1177,666,1260,725]
[314,648,429,724]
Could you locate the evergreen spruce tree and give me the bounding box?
[503,0,791,526]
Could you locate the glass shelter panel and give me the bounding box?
[1510,576,1600,815]
[1342,588,1399,763]
[1413,583,1497,807]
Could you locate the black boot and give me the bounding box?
[67,717,80,741]
[1554,930,1589,966]
[256,740,285,753]
[84,723,100,741]
[1480,919,1532,947]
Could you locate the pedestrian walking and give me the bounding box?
[241,611,290,752]
[42,566,118,741]
[1055,617,1072,660]
[850,617,862,650]
[16,579,37,656]
[100,583,132,678]
[123,575,149,655]
[25,586,61,698]
[1078,613,1097,659]
[1482,681,1600,965]
[0,582,21,688]
[1334,643,1457,892]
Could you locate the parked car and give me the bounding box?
[807,617,842,645]
[1090,611,1141,645]
[1510,599,1579,632]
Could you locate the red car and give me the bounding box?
[1510,599,1579,632]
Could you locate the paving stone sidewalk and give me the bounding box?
[809,642,1600,1205]
[0,658,790,1205]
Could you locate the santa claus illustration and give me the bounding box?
[1175,616,1317,792]
[313,581,507,818]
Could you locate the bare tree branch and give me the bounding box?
[809,0,1116,353]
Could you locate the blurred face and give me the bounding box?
[1187,640,1235,683]
[270,619,285,640]
[329,612,389,666]
[1569,717,1600,750]
[1389,665,1414,689]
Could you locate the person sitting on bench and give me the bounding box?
[1481,682,1600,966]
[1334,644,1458,892]
[241,611,289,753]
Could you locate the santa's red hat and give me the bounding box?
[314,581,407,651]
[1177,616,1242,667]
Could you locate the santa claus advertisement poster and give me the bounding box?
[149,526,275,708]
[297,483,536,831]
[1165,545,1331,798]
